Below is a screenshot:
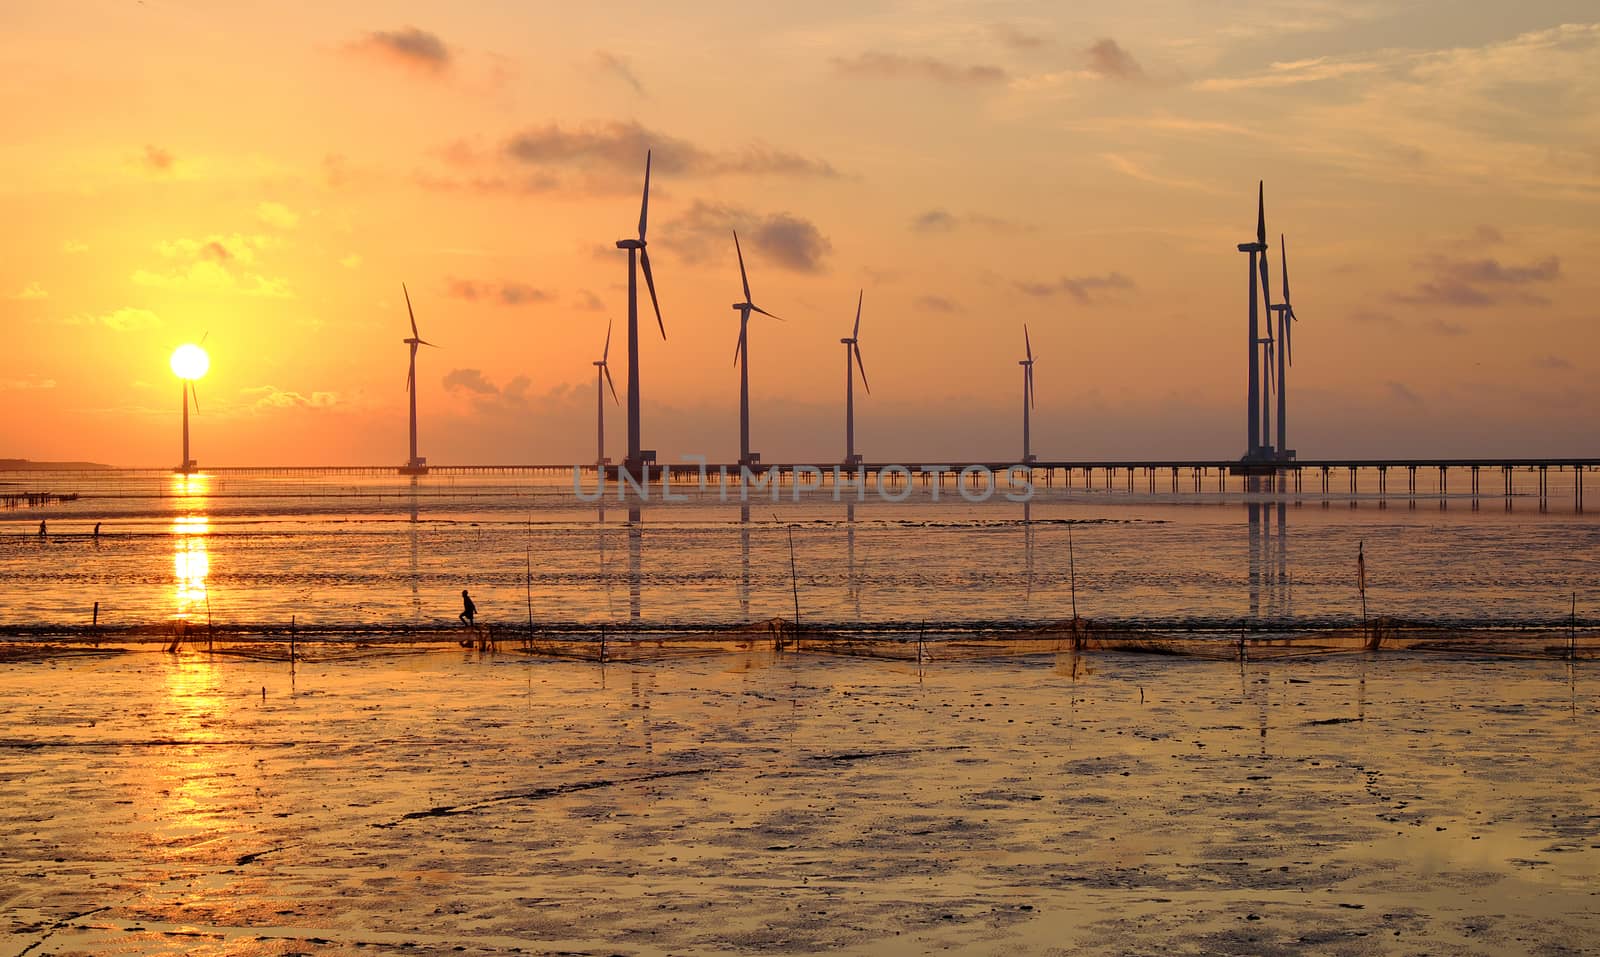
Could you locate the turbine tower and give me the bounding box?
[840,291,869,465]
[1019,325,1037,464]
[594,320,619,466]
[401,283,436,475]
[1236,182,1271,461]
[1271,235,1300,461]
[731,230,782,467]
[615,151,665,477]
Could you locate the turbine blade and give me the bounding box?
[854,343,870,394]
[418,339,438,348]
[199,330,210,346]
[406,353,415,393]
[1027,367,1035,409]
[1279,233,1291,305]
[1024,323,1032,361]
[603,364,619,404]
[733,229,751,302]
[733,323,744,367]
[852,289,863,339]
[751,304,782,321]
[1259,249,1272,319]
[638,150,651,240]
[603,318,613,362]
[640,248,665,339]
[404,283,419,340]
[1286,315,1294,367]
[1256,180,1265,247]
[188,381,200,414]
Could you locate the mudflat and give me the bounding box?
[1,648,1595,955]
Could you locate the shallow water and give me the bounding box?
[0,650,1595,955]
[0,468,1595,633]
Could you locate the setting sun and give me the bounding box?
[169,344,209,381]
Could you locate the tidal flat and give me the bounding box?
[1,648,1596,955]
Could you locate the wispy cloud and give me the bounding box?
[78,306,162,332]
[1533,354,1573,371]
[910,208,1028,234]
[1422,317,1469,336]
[61,240,89,254]
[990,24,1047,51]
[257,201,299,229]
[351,26,451,74]
[1349,309,1399,326]
[1084,38,1144,82]
[1396,254,1560,307]
[1196,55,1381,92]
[10,282,47,300]
[831,51,1009,85]
[502,120,838,180]
[445,278,555,306]
[1386,381,1423,406]
[1015,272,1134,304]
[141,144,174,173]
[443,368,498,395]
[245,386,340,411]
[592,50,644,94]
[671,200,833,273]
[0,375,56,391]
[916,295,961,313]
[575,289,605,312]
[1100,153,1217,193]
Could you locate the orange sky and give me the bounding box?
[3,2,1597,466]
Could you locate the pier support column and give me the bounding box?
[1408,465,1417,496]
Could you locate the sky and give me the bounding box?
[2,0,1596,467]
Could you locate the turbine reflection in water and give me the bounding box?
[170,473,211,622]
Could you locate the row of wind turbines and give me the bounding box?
[396,155,1301,474]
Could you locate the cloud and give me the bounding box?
[246,387,340,411]
[443,368,499,395]
[910,208,1027,233]
[1386,381,1423,406]
[502,120,837,179]
[1100,153,1217,193]
[1533,354,1573,371]
[257,201,299,229]
[133,261,292,298]
[0,376,56,391]
[1396,255,1560,307]
[445,278,554,306]
[1084,39,1144,81]
[340,254,362,269]
[352,26,451,74]
[157,233,274,266]
[592,50,644,94]
[1350,309,1399,326]
[990,24,1047,51]
[1422,318,1468,336]
[671,200,832,273]
[575,289,605,312]
[61,240,89,254]
[1015,272,1135,304]
[1196,55,1380,92]
[142,144,174,172]
[83,307,161,332]
[916,295,961,313]
[10,282,47,300]
[831,51,1009,85]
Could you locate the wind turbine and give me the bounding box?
[731,230,781,467]
[1271,234,1300,461]
[616,150,665,476]
[1236,181,1270,461]
[594,320,619,466]
[1019,325,1037,464]
[401,283,437,475]
[170,333,209,474]
[841,291,869,465]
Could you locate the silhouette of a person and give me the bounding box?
[38,520,46,537]
[93,522,101,539]
[459,589,477,627]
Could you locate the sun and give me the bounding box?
[170,343,210,381]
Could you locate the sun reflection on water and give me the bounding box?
[171,473,211,622]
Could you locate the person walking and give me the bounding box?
[459,589,477,627]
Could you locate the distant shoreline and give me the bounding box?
[0,459,112,471]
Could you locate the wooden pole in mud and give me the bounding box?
[525,546,534,640]
[290,614,296,668]
[784,521,801,647]
[1573,592,1579,661]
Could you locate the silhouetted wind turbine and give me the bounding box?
[840,291,869,465]
[1019,324,1038,464]
[1257,189,1276,458]
[594,319,619,466]
[401,283,437,475]
[731,230,781,467]
[1271,234,1300,460]
[1236,182,1270,461]
[616,150,665,476]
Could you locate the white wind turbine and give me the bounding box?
[841,291,870,465]
[594,320,619,466]
[400,283,437,475]
[731,230,782,466]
